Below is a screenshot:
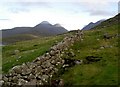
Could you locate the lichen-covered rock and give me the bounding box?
[51,60,56,65]
[44,68,51,74]
[50,45,57,51]
[36,80,43,85]
[36,61,42,66]
[41,75,49,82]
[0,80,4,86]
[27,74,35,80]
[12,76,18,83]
[17,74,22,79]
[49,50,56,56]
[75,60,83,65]
[12,66,22,74]
[18,79,28,86]
[54,68,58,73]
[2,76,8,82]
[3,82,11,86]
[14,50,20,55]
[34,66,42,74]
[29,63,37,69]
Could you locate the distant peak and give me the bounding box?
[40,21,50,24]
[89,22,94,24]
[54,23,62,27]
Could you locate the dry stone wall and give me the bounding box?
[1,30,83,86]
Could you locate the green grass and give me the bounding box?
[2,18,119,85]
[2,34,40,45]
[2,35,65,73]
[0,46,2,74]
[53,24,119,85]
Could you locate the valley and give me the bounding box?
[1,14,119,86]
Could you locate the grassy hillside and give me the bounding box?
[51,15,119,85]
[62,26,118,85]
[2,34,41,45]
[2,14,119,85]
[2,34,67,73]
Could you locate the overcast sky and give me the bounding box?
[0,0,119,30]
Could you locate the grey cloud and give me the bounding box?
[4,1,52,13]
[8,7,29,13]
[71,2,117,16]
[17,2,50,7]
[0,19,9,21]
[88,10,116,16]
[13,1,53,9]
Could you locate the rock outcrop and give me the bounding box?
[1,30,83,86]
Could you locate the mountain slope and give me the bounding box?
[1,21,68,38]
[82,20,105,30]
[1,21,68,45]
[32,21,68,36]
[51,14,119,85]
[2,27,32,38]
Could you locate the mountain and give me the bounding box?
[82,20,105,30]
[1,21,68,38]
[93,13,119,29]
[2,27,32,38]
[33,22,68,36]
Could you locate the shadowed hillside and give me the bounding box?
[2,21,68,38]
[82,19,105,30]
[1,21,68,45]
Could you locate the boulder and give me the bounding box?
[51,46,57,51]
[2,76,8,82]
[21,63,29,71]
[41,75,49,82]
[100,46,105,49]
[44,68,51,74]
[36,80,43,85]
[49,50,56,56]
[27,74,35,80]
[103,33,112,39]
[34,66,42,74]
[59,79,64,86]
[86,56,102,62]
[75,60,83,65]
[36,61,42,66]
[8,70,15,76]
[36,75,42,80]
[29,79,37,85]
[54,68,58,73]
[51,60,56,65]
[3,82,11,86]
[14,50,20,55]
[12,76,18,83]
[29,63,37,69]
[8,77,12,82]
[0,80,4,86]
[18,79,28,86]
[17,74,22,79]
[12,66,22,74]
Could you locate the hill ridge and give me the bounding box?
[1,21,68,38]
